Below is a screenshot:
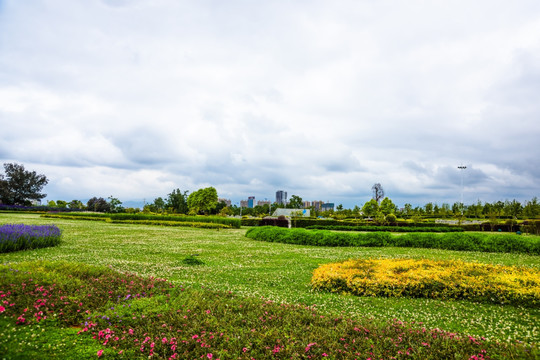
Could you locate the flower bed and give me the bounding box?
[1,261,536,359]
[0,224,62,253]
[311,258,540,307]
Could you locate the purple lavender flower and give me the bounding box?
[0,224,62,253]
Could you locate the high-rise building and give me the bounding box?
[276,190,287,205]
[303,201,311,208]
[257,200,271,206]
[218,198,231,207]
[240,200,248,208]
[247,196,255,208]
[312,201,324,211]
[321,203,335,212]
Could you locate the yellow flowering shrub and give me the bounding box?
[311,258,540,307]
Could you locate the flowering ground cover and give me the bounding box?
[311,258,540,307]
[0,213,539,357]
[0,223,62,253]
[1,260,537,359]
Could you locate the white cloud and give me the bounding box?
[1,0,539,207]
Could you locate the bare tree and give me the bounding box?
[372,183,384,204]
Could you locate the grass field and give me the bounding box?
[1,213,539,358]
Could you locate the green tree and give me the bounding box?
[523,197,540,218]
[380,197,396,215]
[68,200,84,209]
[108,196,124,213]
[503,199,522,218]
[0,163,48,205]
[56,200,68,208]
[87,197,110,212]
[187,187,218,215]
[424,202,434,215]
[287,195,303,209]
[402,203,413,218]
[362,199,379,218]
[47,200,57,207]
[153,197,166,213]
[166,189,189,214]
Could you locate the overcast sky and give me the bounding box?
[1,0,539,209]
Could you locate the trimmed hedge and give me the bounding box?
[245,226,540,255]
[110,220,231,229]
[306,225,464,233]
[40,212,241,228]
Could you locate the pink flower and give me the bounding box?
[0,306,5,312]
[207,354,213,359]
[243,348,248,352]
[322,354,328,357]
[97,349,103,357]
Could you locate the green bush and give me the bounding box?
[110,219,230,229]
[305,225,464,232]
[40,212,241,228]
[245,227,540,255]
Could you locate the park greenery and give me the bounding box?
[1,162,540,358]
[0,213,539,359]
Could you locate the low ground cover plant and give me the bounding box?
[1,261,536,359]
[0,224,62,253]
[245,226,540,254]
[312,258,540,307]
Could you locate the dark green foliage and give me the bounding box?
[0,163,49,205]
[306,225,464,232]
[86,197,110,212]
[181,255,205,265]
[111,219,231,229]
[40,212,241,228]
[166,188,189,214]
[245,227,540,254]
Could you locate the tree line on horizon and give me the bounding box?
[1,162,539,219]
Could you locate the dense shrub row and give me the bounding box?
[110,219,231,229]
[245,226,540,254]
[40,212,241,228]
[1,261,535,359]
[312,258,540,308]
[0,224,62,253]
[306,225,464,232]
[0,204,83,213]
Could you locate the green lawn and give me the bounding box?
[1,212,539,345]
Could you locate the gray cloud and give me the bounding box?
[1,0,539,207]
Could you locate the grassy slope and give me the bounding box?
[1,213,539,344]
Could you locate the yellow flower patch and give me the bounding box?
[311,258,540,307]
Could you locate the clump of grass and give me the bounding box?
[182,255,205,266]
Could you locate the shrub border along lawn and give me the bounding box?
[245,226,540,255]
[311,258,540,308]
[41,212,240,229]
[0,261,537,359]
[0,223,62,253]
[306,225,464,232]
